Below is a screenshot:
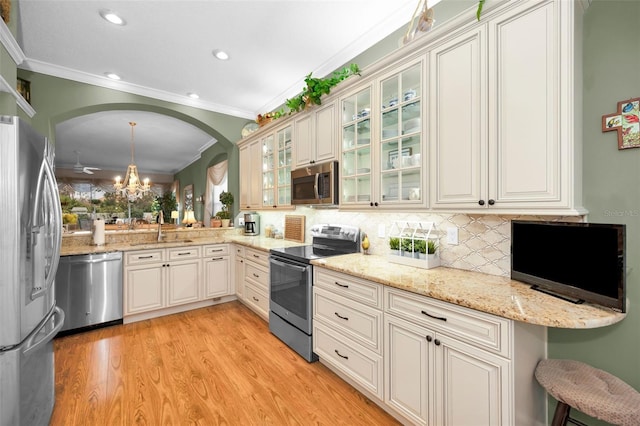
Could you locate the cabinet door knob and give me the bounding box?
[434,339,441,346]
[478,200,485,206]
[374,202,379,207]
[370,202,374,207]
[426,335,433,342]
[488,199,495,205]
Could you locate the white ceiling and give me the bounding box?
[16,0,420,174]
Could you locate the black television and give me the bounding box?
[511,220,626,312]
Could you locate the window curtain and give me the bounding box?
[204,160,228,225]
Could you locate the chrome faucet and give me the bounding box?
[157,211,164,241]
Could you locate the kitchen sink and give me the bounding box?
[129,239,193,246]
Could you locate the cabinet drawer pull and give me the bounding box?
[334,312,349,321]
[177,252,191,256]
[211,257,223,261]
[210,248,223,252]
[421,310,447,322]
[334,281,349,288]
[138,255,154,259]
[253,273,260,278]
[252,296,259,302]
[334,349,349,360]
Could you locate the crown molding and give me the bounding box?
[0,19,25,65]
[19,58,256,120]
[0,75,36,117]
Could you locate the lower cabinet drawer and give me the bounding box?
[245,262,269,291]
[314,287,382,354]
[385,287,510,357]
[313,321,383,400]
[244,284,269,318]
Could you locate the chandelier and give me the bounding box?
[114,121,150,201]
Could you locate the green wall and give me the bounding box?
[547,1,640,424]
[6,70,247,220]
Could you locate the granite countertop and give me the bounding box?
[61,232,625,329]
[60,232,303,256]
[311,253,626,329]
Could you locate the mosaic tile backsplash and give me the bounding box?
[251,208,584,277]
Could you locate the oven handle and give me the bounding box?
[270,257,308,272]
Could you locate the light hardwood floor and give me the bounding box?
[51,301,400,425]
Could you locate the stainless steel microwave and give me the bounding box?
[291,161,339,206]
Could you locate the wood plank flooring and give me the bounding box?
[51,301,400,425]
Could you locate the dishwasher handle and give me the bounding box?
[62,253,123,265]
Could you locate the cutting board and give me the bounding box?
[284,215,305,243]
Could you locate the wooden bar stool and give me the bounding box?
[535,359,640,426]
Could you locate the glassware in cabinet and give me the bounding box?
[275,126,292,205]
[341,86,372,204]
[379,62,423,204]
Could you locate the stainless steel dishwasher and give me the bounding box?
[55,251,123,335]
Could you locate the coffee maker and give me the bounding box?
[244,212,260,236]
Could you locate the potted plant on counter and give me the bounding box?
[389,237,400,256]
[219,191,234,227]
[425,239,440,269]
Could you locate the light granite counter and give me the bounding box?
[311,253,626,329]
[60,228,303,256]
[61,230,625,329]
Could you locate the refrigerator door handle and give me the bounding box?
[30,157,62,300]
[23,306,65,356]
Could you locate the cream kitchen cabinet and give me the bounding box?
[241,247,270,321]
[203,244,231,298]
[429,0,584,214]
[384,287,545,426]
[313,268,384,401]
[239,138,263,210]
[293,99,338,168]
[124,246,201,316]
[262,124,293,208]
[340,60,426,209]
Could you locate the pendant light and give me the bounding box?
[114,121,150,200]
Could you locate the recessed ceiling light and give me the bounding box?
[99,10,126,25]
[105,72,121,80]
[212,49,230,61]
[188,93,200,99]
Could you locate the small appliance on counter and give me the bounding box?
[244,212,260,236]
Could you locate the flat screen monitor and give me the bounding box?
[511,220,626,312]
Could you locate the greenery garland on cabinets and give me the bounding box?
[477,0,485,20]
[256,64,361,126]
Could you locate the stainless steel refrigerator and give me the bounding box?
[0,116,65,425]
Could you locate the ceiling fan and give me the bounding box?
[73,150,101,175]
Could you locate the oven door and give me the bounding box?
[269,255,313,334]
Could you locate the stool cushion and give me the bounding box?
[535,359,640,426]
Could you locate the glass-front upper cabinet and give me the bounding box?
[379,62,423,205]
[262,125,292,208]
[341,86,372,205]
[276,126,292,205]
[261,133,276,207]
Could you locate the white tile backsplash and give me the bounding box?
[256,208,583,277]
